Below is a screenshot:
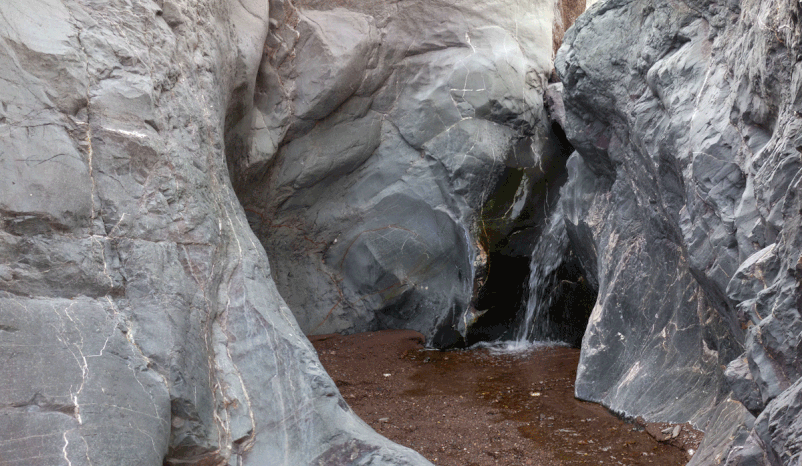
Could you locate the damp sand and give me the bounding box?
[310,329,701,466]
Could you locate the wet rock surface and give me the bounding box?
[556,0,802,462]
[312,330,699,466]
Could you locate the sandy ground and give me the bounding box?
[310,330,702,466]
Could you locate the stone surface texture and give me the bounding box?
[231,0,574,346]
[13,0,802,463]
[0,0,432,464]
[556,0,802,463]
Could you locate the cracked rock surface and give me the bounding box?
[0,1,431,464]
[556,0,802,463]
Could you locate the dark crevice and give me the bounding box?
[466,253,530,344]
[519,250,597,348]
[466,112,596,347]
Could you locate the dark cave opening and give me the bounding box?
[521,250,597,348]
[467,253,531,344]
[465,104,597,349]
[466,243,597,348]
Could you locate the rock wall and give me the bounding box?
[0,1,431,464]
[229,0,575,346]
[556,0,802,463]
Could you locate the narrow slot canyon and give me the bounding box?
[5,0,802,465]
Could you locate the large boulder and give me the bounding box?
[230,0,575,345]
[0,1,431,464]
[556,0,802,462]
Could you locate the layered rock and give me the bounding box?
[230,0,578,345]
[556,0,802,462]
[0,1,431,464]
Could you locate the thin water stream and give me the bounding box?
[311,193,693,465]
[515,204,570,343]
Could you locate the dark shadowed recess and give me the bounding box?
[466,119,596,348]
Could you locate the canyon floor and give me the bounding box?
[310,330,702,466]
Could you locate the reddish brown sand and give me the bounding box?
[310,330,703,466]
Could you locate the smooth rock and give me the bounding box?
[0,1,431,464]
[233,0,573,345]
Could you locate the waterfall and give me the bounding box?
[515,203,569,343]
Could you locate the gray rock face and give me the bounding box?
[0,1,431,465]
[230,0,570,345]
[736,377,802,465]
[556,0,802,462]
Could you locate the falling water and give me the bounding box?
[515,203,569,343]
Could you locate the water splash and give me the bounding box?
[515,203,569,343]
[470,339,569,356]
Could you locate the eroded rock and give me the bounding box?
[231,0,573,345]
[556,0,802,462]
[0,1,431,464]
